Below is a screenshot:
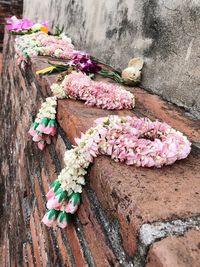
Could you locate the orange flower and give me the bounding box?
[40,26,48,33]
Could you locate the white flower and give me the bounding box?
[51,83,67,99]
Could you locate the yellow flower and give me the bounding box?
[36,66,56,75]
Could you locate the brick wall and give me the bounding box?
[0,31,200,266]
[0,0,23,51]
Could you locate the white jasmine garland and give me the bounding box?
[51,83,67,99]
[35,97,57,122]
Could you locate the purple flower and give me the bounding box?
[72,51,101,74]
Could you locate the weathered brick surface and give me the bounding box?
[146,230,200,267]
[56,96,200,256]
[0,1,23,51]
[0,31,200,266]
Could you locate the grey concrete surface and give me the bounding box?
[23,0,200,118]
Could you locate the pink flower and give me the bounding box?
[63,72,135,110]
[47,188,67,210]
[37,141,46,150]
[43,135,51,144]
[43,126,57,136]
[33,132,42,142]
[46,188,55,200]
[57,211,71,229]
[28,122,39,137]
[28,127,36,137]
[42,119,57,136]
[42,210,58,227]
[6,16,34,32]
[65,202,79,214]
[94,116,191,167]
[65,193,81,214]
[37,117,49,133]
[47,195,63,210]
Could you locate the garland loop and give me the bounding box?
[42,115,191,228]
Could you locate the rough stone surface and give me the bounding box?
[0,53,2,73]
[23,0,200,118]
[0,0,23,51]
[1,31,200,266]
[146,230,200,267]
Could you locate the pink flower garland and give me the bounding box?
[95,116,191,167]
[52,72,135,109]
[14,32,74,68]
[42,115,191,228]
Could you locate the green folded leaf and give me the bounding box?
[31,122,39,130]
[40,117,49,126]
[71,193,81,206]
[55,188,63,196]
[58,191,68,203]
[48,119,57,127]
[48,209,58,220]
[58,211,67,223]
[51,180,61,192]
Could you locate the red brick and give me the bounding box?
[34,176,46,216]
[56,229,73,267]
[64,225,88,267]
[34,209,48,267]
[55,134,67,167]
[30,215,42,267]
[0,53,2,73]
[26,242,35,267]
[41,168,51,194]
[78,190,118,266]
[146,230,200,267]
[22,245,28,267]
[43,149,58,183]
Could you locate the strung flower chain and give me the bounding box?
[15,31,74,68]
[29,72,135,150]
[42,115,191,228]
[29,97,57,150]
[51,71,135,109]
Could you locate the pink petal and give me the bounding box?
[46,188,55,200]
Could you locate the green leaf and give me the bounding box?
[48,209,58,220]
[40,117,49,126]
[58,191,68,203]
[65,213,72,223]
[52,181,61,192]
[58,211,67,223]
[55,188,63,196]
[32,122,39,130]
[69,192,80,206]
[48,119,57,127]
[24,52,29,59]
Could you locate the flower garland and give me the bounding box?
[15,31,74,68]
[29,72,135,150]
[42,115,191,228]
[6,16,48,34]
[29,97,57,150]
[51,71,135,109]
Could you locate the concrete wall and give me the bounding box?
[23,0,200,118]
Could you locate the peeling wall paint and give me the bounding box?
[24,0,200,118]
